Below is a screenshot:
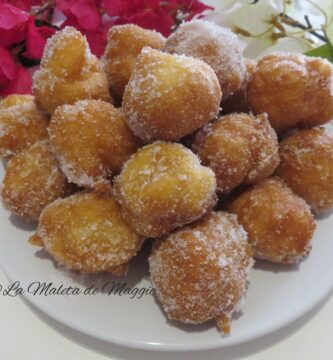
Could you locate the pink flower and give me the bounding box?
[23,17,56,60]
[57,0,101,32]
[167,0,214,19]
[0,1,45,12]
[85,29,107,57]
[103,0,213,36]
[0,47,32,96]
[129,9,174,37]
[102,0,134,16]
[0,4,29,47]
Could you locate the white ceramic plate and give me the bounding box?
[0,163,333,351]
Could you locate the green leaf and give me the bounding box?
[305,44,333,62]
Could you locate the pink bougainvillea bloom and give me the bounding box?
[0,46,32,96]
[0,1,45,12]
[0,4,29,47]
[23,17,56,60]
[57,0,101,32]
[0,66,32,96]
[129,10,174,36]
[85,29,107,57]
[102,0,133,17]
[0,47,18,89]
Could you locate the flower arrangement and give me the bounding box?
[209,0,333,59]
[0,0,213,96]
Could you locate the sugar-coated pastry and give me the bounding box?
[0,95,48,159]
[29,190,144,274]
[228,177,316,264]
[248,52,333,133]
[164,20,246,100]
[33,27,112,114]
[276,127,333,214]
[123,47,222,142]
[222,59,256,114]
[1,141,72,221]
[149,211,253,334]
[103,24,166,99]
[49,99,141,189]
[113,141,217,237]
[192,113,279,193]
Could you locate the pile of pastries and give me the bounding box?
[1,20,333,335]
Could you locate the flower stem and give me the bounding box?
[279,13,327,42]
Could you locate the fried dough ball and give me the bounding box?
[248,52,333,133]
[164,20,246,100]
[33,27,112,114]
[222,59,256,114]
[29,190,144,274]
[49,99,141,188]
[1,141,72,221]
[123,47,221,142]
[192,113,279,193]
[103,24,166,99]
[276,127,333,214]
[0,95,48,159]
[228,177,316,264]
[149,211,253,334]
[113,141,217,237]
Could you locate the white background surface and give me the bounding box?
[0,268,332,359]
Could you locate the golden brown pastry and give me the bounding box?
[1,140,72,221]
[49,99,141,188]
[164,19,246,100]
[222,58,256,113]
[276,127,333,214]
[149,211,253,334]
[113,141,217,237]
[192,113,279,193]
[30,190,144,274]
[123,47,222,142]
[103,24,166,99]
[33,27,112,114]
[228,177,316,264]
[248,52,333,133]
[0,95,48,159]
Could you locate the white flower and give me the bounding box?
[206,0,328,58]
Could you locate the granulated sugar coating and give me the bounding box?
[122,47,222,142]
[229,177,316,265]
[33,27,112,114]
[248,52,333,133]
[222,59,257,114]
[192,113,279,193]
[149,211,253,334]
[0,95,48,159]
[276,127,333,214]
[49,99,141,189]
[103,24,166,99]
[113,141,217,237]
[30,190,145,274]
[164,20,246,100]
[1,140,72,221]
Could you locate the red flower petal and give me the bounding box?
[0,47,18,83]
[85,29,107,57]
[0,65,32,96]
[128,10,174,37]
[71,0,101,31]
[102,0,133,17]
[0,4,29,47]
[23,17,56,60]
[0,1,45,12]
[57,0,101,32]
